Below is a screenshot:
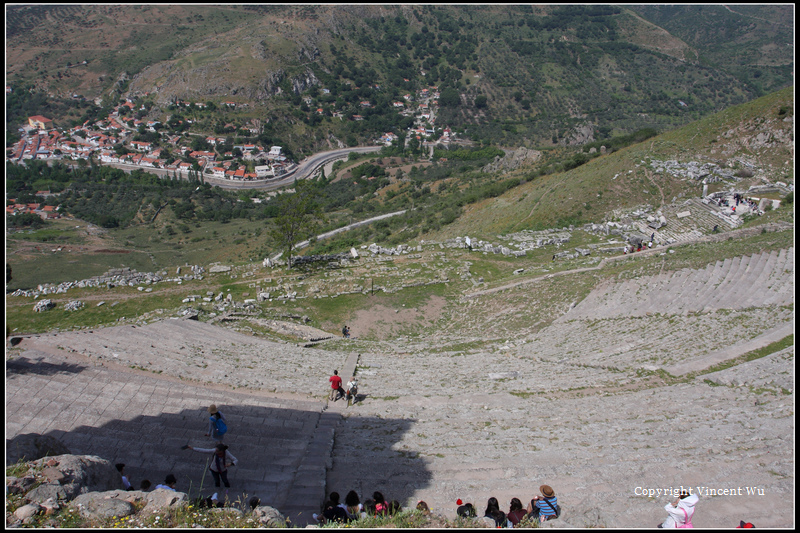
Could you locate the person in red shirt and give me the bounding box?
[329,370,344,401]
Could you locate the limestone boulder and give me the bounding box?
[70,492,136,520]
[140,488,188,514]
[14,503,42,521]
[25,455,124,503]
[251,505,287,527]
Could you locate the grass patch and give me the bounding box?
[695,334,794,377]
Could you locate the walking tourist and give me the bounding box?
[205,404,228,442]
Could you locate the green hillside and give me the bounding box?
[6,5,793,153]
[424,86,794,238]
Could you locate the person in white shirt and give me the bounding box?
[155,474,177,491]
[659,491,699,528]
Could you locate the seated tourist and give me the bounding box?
[507,497,527,526]
[527,485,559,522]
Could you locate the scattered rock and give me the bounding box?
[71,492,136,520]
[14,503,42,521]
[33,299,56,312]
[250,505,287,527]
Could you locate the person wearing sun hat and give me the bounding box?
[205,404,227,442]
[528,484,560,522]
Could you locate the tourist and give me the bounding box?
[186,443,238,489]
[658,490,698,528]
[342,325,351,338]
[115,463,133,491]
[373,491,388,515]
[327,491,350,518]
[329,370,344,401]
[345,490,364,519]
[155,474,177,491]
[199,492,224,508]
[492,509,510,528]
[416,500,431,515]
[456,500,476,518]
[205,404,228,442]
[388,500,402,515]
[139,479,151,491]
[346,376,358,406]
[248,496,261,511]
[484,496,501,518]
[528,485,560,522]
[507,497,527,526]
[480,496,502,526]
[314,494,348,523]
[363,498,376,516]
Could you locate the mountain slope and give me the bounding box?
[6,5,793,151]
[425,86,794,238]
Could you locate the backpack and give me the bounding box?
[212,416,227,436]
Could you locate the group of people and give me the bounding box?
[456,485,560,527]
[115,403,237,498]
[313,490,402,524]
[311,485,560,527]
[115,463,173,493]
[329,370,358,405]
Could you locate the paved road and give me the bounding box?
[270,209,408,262]
[33,145,382,191]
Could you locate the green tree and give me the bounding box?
[269,180,324,268]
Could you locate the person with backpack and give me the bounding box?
[658,490,698,528]
[205,404,228,442]
[186,443,238,489]
[345,376,358,406]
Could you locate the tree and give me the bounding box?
[269,180,324,268]
[439,88,460,107]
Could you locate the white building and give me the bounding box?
[255,165,274,179]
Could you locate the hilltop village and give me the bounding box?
[6,83,452,182]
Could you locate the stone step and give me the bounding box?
[6,342,328,516]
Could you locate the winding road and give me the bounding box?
[185,145,382,191]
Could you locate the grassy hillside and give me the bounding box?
[424,86,794,238]
[6,87,793,311]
